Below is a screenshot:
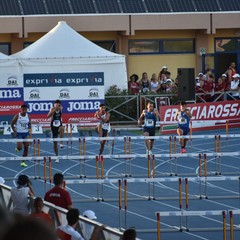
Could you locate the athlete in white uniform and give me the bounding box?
[94,103,110,155]
[11,104,31,167]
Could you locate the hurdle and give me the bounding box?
[123,137,132,177]
[156,210,228,240]
[96,155,104,201]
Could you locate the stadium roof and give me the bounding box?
[0,0,240,16]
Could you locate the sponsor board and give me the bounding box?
[24,72,104,87]
[30,113,100,125]
[25,99,104,114]
[0,101,23,116]
[0,88,23,101]
[160,100,240,134]
[24,86,104,101]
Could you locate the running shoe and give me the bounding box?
[20,162,28,167]
[60,144,64,148]
[15,147,19,153]
[181,148,187,154]
[148,150,153,155]
[55,158,59,163]
[146,150,149,155]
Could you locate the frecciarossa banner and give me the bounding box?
[0,72,104,125]
[160,100,240,134]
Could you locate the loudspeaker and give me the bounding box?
[177,68,195,101]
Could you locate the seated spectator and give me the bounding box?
[139,72,151,93]
[128,74,139,95]
[44,173,72,210]
[229,74,240,100]
[203,74,215,102]
[214,78,225,101]
[8,174,34,215]
[121,228,137,240]
[195,79,206,102]
[150,73,161,93]
[57,208,84,240]
[30,197,52,225]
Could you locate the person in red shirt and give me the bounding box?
[195,79,206,102]
[128,74,139,95]
[30,197,52,225]
[214,78,225,101]
[44,173,72,209]
[203,74,215,102]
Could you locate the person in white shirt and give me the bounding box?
[230,73,240,99]
[11,104,31,167]
[9,174,34,215]
[57,208,85,240]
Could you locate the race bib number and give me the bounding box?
[145,119,154,127]
[102,122,110,130]
[179,118,187,124]
[53,120,61,127]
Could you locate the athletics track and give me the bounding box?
[0,126,239,240]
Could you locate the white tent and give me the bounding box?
[11,21,127,91]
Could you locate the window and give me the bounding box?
[215,38,236,52]
[0,43,11,55]
[23,42,33,48]
[163,39,194,53]
[129,40,160,54]
[93,40,116,53]
[129,39,194,55]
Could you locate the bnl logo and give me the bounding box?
[88,88,99,98]
[29,89,40,99]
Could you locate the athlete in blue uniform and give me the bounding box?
[138,102,159,155]
[11,104,31,167]
[175,101,192,153]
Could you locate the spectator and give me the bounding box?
[0,216,57,240]
[195,79,206,102]
[205,68,214,80]
[44,173,72,209]
[8,174,34,215]
[157,66,168,80]
[30,197,52,225]
[121,228,137,240]
[82,210,105,240]
[57,208,84,240]
[214,78,225,101]
[229,73,240,100]
[128,74,139,95]
[198,72,206,81]
[150,73,161,93]
[165,71,173,83]
[203,74,215,102]
[226,62,237,89]
[139,72,151,93]
[221,73,228,91]
[195,77,200,86]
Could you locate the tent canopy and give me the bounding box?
[12,21,124,59]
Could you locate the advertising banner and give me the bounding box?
[0,72,104,126]
[160,100,240,134]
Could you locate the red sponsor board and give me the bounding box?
[30,113,99,126]
[0,101,23,116]
[160,100,240,134]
